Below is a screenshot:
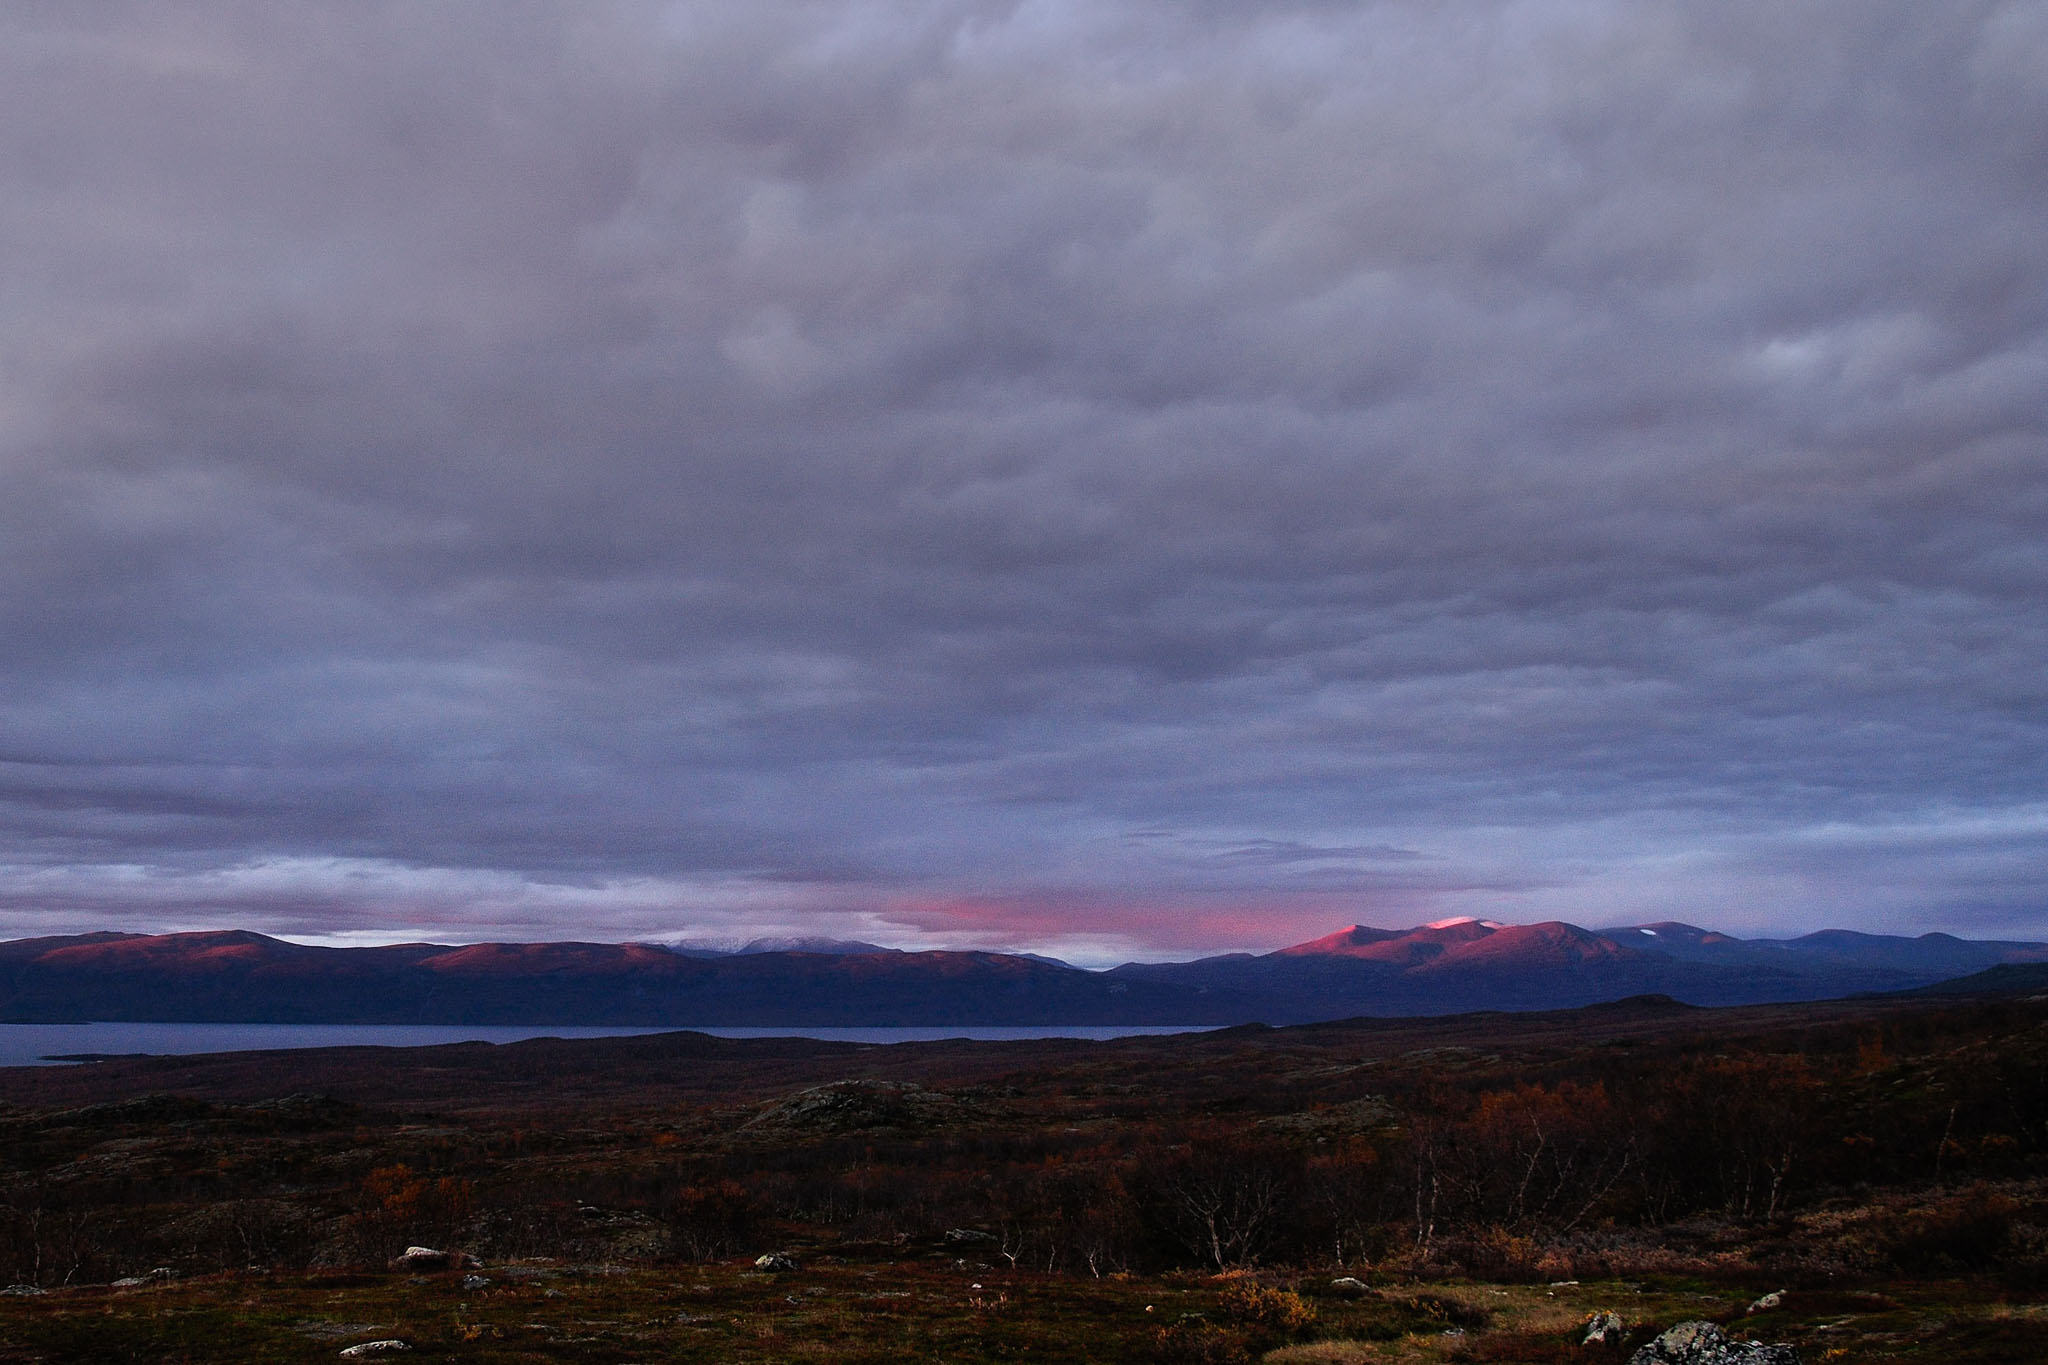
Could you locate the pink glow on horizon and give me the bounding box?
[874,891,1427,961]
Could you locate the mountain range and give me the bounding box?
[0,917,2042,1027]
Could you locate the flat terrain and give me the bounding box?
[5,1263,2045,1364]
[1,990,2044,1362]
[0,992,1987,1115]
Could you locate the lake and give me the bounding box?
[0,1021,1216,1068]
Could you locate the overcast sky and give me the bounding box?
[1,2,2044,962]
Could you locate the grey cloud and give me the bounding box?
[0,1,2043,951]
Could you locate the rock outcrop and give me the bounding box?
[944,1228,996,1245]
[1628,1321,1799,1365]
[391,1246,465,1272]
[743,1080,974,1134]
[1583,1311,1625,1345]
[1256,1096,1399,1138]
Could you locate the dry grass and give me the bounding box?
[0,1260,2041,1363]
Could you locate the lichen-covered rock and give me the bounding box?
[1329,1276,1369,1295]
[1628,1320,1800,1365]
[338,1341,410,1358]
[1584,1311,1625,1344]
[1746,1291,1785,1314]
[391,1245,465,1272]
[754,1252,797,1272]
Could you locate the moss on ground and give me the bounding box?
[0,1267,2040,1364]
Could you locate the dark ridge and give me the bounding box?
[1578,992,1700,1014]
[1900,962,2048,996]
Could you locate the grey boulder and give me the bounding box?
[1584,1311,1625,1345]
[1629,1320,1799,1365]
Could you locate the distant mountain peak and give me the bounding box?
[1272,924,1406,957]
[736,936,900,956]
[3,919,2044,1028]
[662,935,902,958]
[1416,920,1641,970]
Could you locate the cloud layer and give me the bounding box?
[2,1,2045,959]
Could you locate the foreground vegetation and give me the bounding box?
[1,989,2045,1361]
[4,1260,2046,1364]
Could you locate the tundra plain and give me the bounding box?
[2,986,2046,1363]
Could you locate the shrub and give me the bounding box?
[1882,1188,2018,1271]
[1218,1281,1317,1343]
[667,1179,762,1261]
[1151,1316,1252,1365]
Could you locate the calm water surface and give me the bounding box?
[0,1022,1214,1068]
